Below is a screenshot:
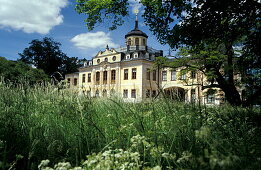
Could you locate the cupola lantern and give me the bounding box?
[125,10,148,46]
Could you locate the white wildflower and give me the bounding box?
[38,160,50,170]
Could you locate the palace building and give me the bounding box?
[65,17,226,105]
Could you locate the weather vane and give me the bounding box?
[134,9,139,20]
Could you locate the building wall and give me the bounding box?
[73,58,159,102]
[159,67,225,105]
[65,73,79,90]
[65,27,228,105]
[65,61,227,105]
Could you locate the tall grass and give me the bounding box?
[0,80,260,169]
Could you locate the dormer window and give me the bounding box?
[97,59,100,64]
[126,54,130,60]
[133,53,138,58]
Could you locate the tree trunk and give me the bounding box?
[215,69,242,106]
[225,42,235,84]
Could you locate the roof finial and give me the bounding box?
[134,9,139,30]
[106,44,109,50]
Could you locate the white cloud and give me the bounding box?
[129,0,142,14]
[0,0,67,34]
[70,32,119,50]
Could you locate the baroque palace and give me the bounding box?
[65,17,225,105]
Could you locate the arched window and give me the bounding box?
[87,90,91,97]
[133,53,138,58]
[143,39,146,46]
[95,90,99,97]
[102,89,107,97]
[104,58,108,62]
[127,38,131,45]
[110,89,115,96]
[135,38,139,45]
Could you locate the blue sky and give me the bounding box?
[0,0,171,61]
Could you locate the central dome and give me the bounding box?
[125,18,148,38]
[125,29,148,38]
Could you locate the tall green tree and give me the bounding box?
[75,0,260,106]
[19,37,84,78]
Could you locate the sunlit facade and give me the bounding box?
[65,18,226,105]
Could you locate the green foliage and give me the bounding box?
[75,0,260,48]
[75,0,129,30]
[75,0,260,106]
[0,57,49,84]
[19,37,84,77]
[0,81,260,169]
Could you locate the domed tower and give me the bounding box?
[125,13,148,47]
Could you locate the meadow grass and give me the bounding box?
[0,81,260,169]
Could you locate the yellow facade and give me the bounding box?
[67,51,159,102]
[65,19,226,105]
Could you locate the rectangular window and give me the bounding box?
[96,72,100,82]
[207,94,215,104]
[74,78,77,86]
[135,38,139,45]
[171,70,176,81]
[132,68,137,79]
[146,89,150,98]
[82,74,86,83]
[103,71,108,84]
[131,89,136,98]
[67,78,70,84]
[152,90,157,98]
[111,70,116,83]
[124,69,128,80]
[123,89,128,98]
[88,73,91,82]
[191,89,196,103]
[146,69,150,80]
[191,71,196,79]
[180,72,186,80]
[127,38,131,46]
[162,71,167,81]
[152,70,156,81]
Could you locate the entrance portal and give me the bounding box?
[164,87,185,101]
